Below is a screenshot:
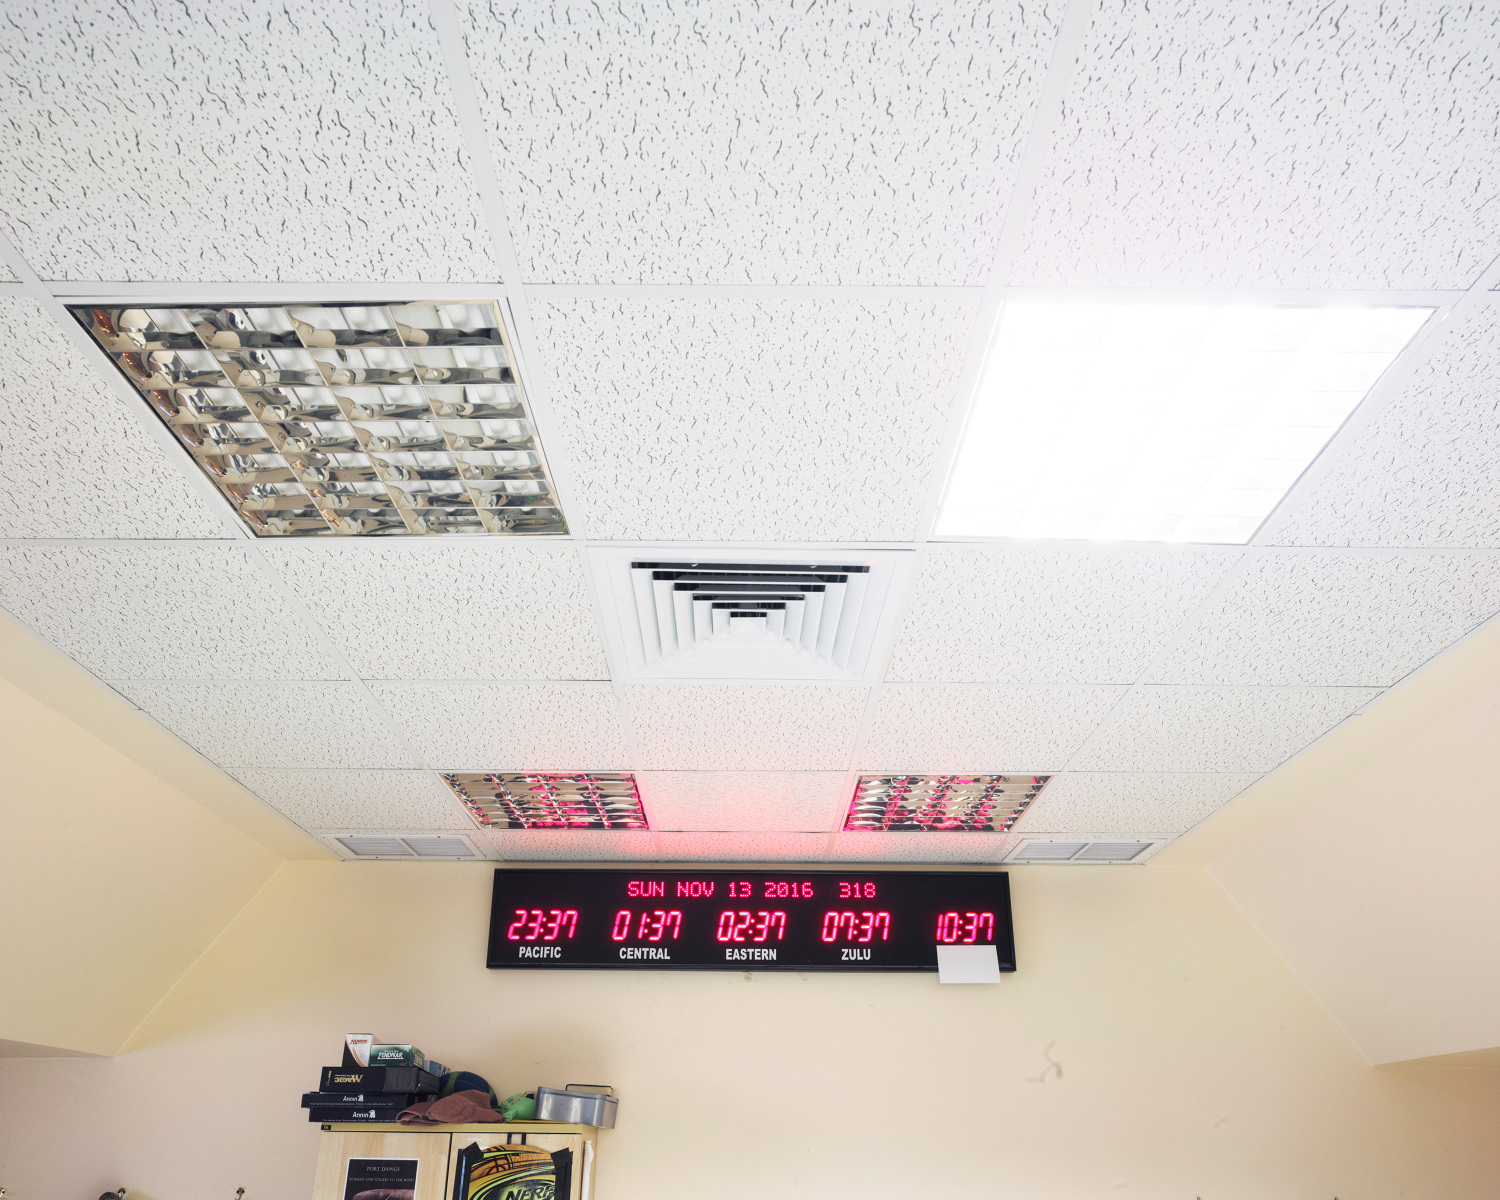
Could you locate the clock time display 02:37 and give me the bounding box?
[486,869,1015,972]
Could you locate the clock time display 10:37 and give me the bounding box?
[486,869,1015,972]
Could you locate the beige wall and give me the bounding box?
[3,860,1497,1200]
[0,674,281,1055]
[1212,678,1500,1065]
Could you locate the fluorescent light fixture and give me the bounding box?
[442,772,648,831]
[71,302,566,536]
[843,774,1048,833]
[936,302,1434,544]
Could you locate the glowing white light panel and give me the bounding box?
[937,303,1433,544]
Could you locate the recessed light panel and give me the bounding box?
[443,772,648,831]
[71,302,565,536]
[843,774,1048,833]
[937,303,1433,544]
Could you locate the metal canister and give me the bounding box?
[533,1084,618,1128]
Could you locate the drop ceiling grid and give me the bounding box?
[0,0,499,282]
[458,0,1063,285]
[1,5,1499,862]
[1012,0,1500,289]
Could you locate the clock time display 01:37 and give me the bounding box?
[486,869,1015,972]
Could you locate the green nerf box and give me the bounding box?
[368,1044,426,1069]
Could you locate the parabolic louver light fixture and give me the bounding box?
[71,301,565,536]
[844,775,1049,833]
[443,773,648,831]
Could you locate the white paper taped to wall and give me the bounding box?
[936,944,1001,984]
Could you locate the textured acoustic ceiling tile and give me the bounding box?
[860,686,1125,773]
[828,831,1015,864]
[627,686,867,771]
[889,547,1239,683]
[113,681,417,769]
[461,0,1059,284]
[369,683,629,770]
[1015,0,1500,288]
[1262,310,1500,547]
[483,830,658,861]
[1069,686,1380,773]
[0,545,343,680]
[638,773,849,832]
[260,543,608,680]
[228,768,473,831]
[0,0,496,282]
[1151,552,1500,687]
[0,297,226,537]
[656,832,828,862]
[533,297,977,540]
[1013,772,1261,835]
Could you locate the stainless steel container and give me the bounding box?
[534,1084,617,1128]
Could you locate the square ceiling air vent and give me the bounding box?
[441,773,648,830]
[334,834,480,859]
[1007,838,1165,864]
[844,775,1048,833]
[70,301,565,536]
[590,547,913,682]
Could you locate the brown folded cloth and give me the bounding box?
[398,1089,505,1125]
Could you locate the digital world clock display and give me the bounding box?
[486,868,1015,972]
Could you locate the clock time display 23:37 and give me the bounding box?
[486,869,1016,972]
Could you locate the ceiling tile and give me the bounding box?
[0,0,496,281]
[228,768,473,831]
[260,543,608,680]
[638,773,848,832]
[860,685,1125,773]
[113,681,418,769]
[483,830,658,861]
[1261,309,1500,548]
[656,833,827,862]
[1150,551,1500,687]
[627,686,867,771]
[0,545,343,680]
[1014,0,1500,288]
[532,297,978,541]
[1014,772,1261,835]
[461,1,1059,284]
[828,831,1014,864]
[369,682,629,770]
[889,547,1238,683]
[1069,686,1380,773]
[0,297,226,537]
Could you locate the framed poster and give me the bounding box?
[343,1157,419,1200]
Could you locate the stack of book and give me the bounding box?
[301,1037,445,1123]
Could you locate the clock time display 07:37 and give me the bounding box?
[486,869,1015,973]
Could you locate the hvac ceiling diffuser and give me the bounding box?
[442,773,648,831]
[844,775,1048,833]
[591,547,913,682]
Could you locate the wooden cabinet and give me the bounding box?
[312,1123,596,1200]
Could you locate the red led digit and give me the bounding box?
[839,911,857,940]
[839,882,851,899]
[801,882,813,898]
[563,909,578,938]
[715,911,735,942]
[874,911,890,941]
[733,910,751,942]
[864,882,876,899]
[752,911,770,942]
[543,909,563,940]
[523,909,543,941]
[644,910,668,942]
[820,911,838,942]
[978,912,993,941]
[611,910,631,941]
[935,912,955,943]
[665,910,682,939]
[857,911,875,943]
[506,908,529,941]
[771,911,786,939]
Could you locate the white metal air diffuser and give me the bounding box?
[590,546,913,682]
[1006,837,1166,864]
[331,833,482,860]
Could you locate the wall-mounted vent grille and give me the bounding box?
[591,548,913,682]
[844,775,1048,833]
[335,834,478,859]
[1008,838,1163,864]
[442,772,647,830]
